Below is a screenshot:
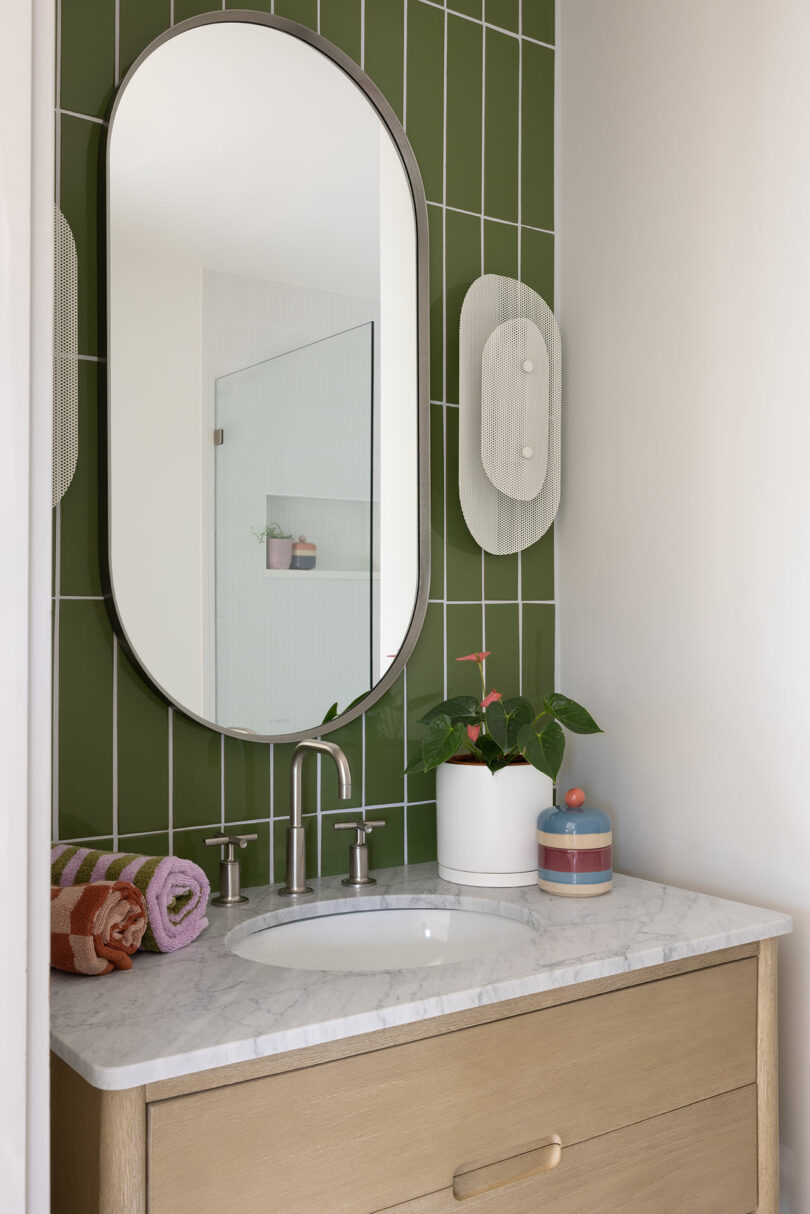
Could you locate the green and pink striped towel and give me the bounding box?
[51,846,210,953]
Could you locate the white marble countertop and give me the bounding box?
[50,863,792,1091]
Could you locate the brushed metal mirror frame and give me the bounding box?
[102,11,430,744]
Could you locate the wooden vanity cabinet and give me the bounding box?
[51,939,779,1214]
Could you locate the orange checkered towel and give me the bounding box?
[51,881,148,976]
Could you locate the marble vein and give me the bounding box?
[50,864,792,1090]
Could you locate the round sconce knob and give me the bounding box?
[522,359,534,373]
[521,445,534,459]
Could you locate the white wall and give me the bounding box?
[109,246,205,712]
[0,0,53,1208]
[557,3,810,1208]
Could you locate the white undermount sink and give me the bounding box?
[226,899,537,972]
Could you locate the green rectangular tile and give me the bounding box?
[225,0,271,8]
[62,837,114,850]
[428,204,444,401]
[445,604,485,699]
[365,0,404,121]
[521,40,554,231]
[521,602,554,705]
[173,823,270,890]
[59,360,102,597]
[445,207,481,404]
[364,674,405,807]
[405,602,443,801]
[320,717,363,811]
[119,831,169,856]
[446,15,483,214]
[450,0,482,17]
[445,407,482,600]
[172,713,221,829]
[320,0,362,61]
[321,810,362,877]
[484,28,519,222]
[274,0,317,26]
[60,0,116,119]
[273,742,317,818]
[407,801,436,864]
[429,404,445,599]
[484,603,520,695]
[484,217,518,277]
[58,600,113,840]
[486,0,519,31]
[521,525,554,600]
[224,737,271,822]
[523,0,555,44]
[173,0,220,20]
[366,806,405,870]
[273,815,317,883]
[117,646,169,835]
[520,225,554,303]
[60,116,103,357]
[406,0,444,201]
[484,552,518,600]
[119,0,170,81]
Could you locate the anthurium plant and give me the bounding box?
[405,652,602,781]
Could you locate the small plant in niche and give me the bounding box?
[251,522,292,543]
[405,651,602,781]
[253,522,294,571]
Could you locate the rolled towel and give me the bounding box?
[51,881,147,975]
[51,846,210,953]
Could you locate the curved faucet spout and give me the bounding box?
[280,738,352,897]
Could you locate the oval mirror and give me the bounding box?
[106,14,428,742]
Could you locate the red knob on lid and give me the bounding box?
[565,787,586,809]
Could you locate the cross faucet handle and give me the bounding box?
[203,833,258,906]
[333,820,386,887]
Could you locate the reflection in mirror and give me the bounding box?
[108,19,423,738]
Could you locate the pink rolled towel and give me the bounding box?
[51,846,210,953]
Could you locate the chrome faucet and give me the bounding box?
[278,739,352,896]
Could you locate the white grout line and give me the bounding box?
[316,0,320,33]
[58,595,105,600]
[167,708,174,853]
[268,744,275,882]
[480,17,486,644]
[114,0,120,86]
[220,733,225,830]
[57,108,106,125]
[517,0,524,695]
[170,0,175,27]
[441,6,448,702]
[52,502,62,842]
[419,0,553,49]
[402,0,408,129]
[360,0,365,69]
[112,637,119,849]
[402,667,409,863]
[427,198,554,236]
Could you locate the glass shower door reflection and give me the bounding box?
[214,323,375,735]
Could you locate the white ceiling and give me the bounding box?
[110,22,385,299]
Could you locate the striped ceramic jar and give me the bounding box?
[536,787,613,897]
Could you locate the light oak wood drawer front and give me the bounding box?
[147,959,757,1214]
[379,1086,759,1214]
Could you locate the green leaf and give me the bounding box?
[501,696,535,717]
[484,700,509,751]
[404,750,427,775]
[518,719,566,781]
[321,702,339,724]
[422,716,466,771]
[419,696,480,726]
[544,693,602,735]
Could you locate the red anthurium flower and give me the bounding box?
[481,691,503,708]
[457,651,491,663]
[466,723,481,743]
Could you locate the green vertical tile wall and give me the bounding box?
[53,0,556,884]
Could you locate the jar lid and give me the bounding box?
[293,536,316,552]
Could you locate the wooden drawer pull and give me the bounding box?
[452,1137,563,1201]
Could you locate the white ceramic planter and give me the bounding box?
[436,759,553,887]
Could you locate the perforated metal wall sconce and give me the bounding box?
[459,274,561,555]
